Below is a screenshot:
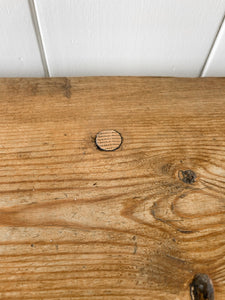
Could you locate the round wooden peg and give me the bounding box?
[95,130,122,151]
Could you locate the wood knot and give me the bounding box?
[178,169,196,184]
[95,130,122,151]
[190,274,214,300]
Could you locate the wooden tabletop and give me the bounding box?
[0,77,224,299]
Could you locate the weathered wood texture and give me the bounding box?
[0,77,224,299]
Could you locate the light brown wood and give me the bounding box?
[0,77,224,299]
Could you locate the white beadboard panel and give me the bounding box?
[202,16,225,76]
[0,0,44,77]
[35,0,225,77]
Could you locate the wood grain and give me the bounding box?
[0,77,224,299]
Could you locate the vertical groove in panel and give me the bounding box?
[33,0,225,77]
[0,0,44,77]
[200,12,225,77]
[28,0,50,77]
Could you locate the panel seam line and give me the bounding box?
[200,12,225,77]
[28,0,50,77]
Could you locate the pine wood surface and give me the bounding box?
[0,77,224,299]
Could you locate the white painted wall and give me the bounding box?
[0,0,44,77]
[34,0,225,77]
[0,0,225,77]
[202,17,225,76]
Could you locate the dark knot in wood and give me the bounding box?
[178,169,196,184]
[190,273,214,300]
